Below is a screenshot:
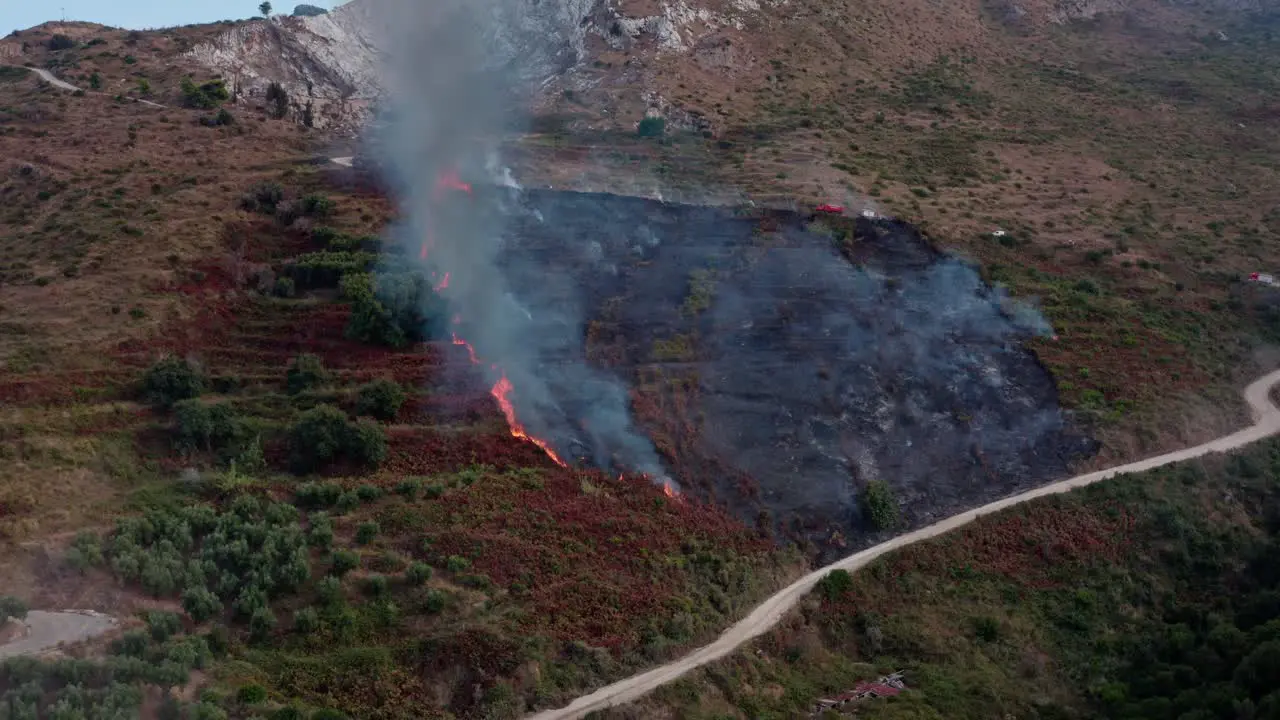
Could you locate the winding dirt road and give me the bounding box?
[2,64,166,107]
[528,368,1280,719]
[23,66,80,92]
[0,610,117,660]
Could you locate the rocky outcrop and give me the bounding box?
[185,7,384,131]
[186,0,786,132]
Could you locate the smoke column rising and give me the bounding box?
[370,0,671,484]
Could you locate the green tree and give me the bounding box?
[0,595,28,623]
[293,607,319,634]
[285,353,328,394]
[182,586,222,623]
[142,356,204,407]
[637,116,666,138]
[237,684,268,704]
[355,521,380,546]
[405,562,432,585]
[259,2,273,17]
[265,81,289,119]
[330,550,359,577]
[180,77,230,109]
[355,378,407,421]
[288,405,350,472]
[862,480,899,530]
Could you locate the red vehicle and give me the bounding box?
[815,203,845,215]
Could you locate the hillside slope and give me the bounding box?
[615,436,1280,719]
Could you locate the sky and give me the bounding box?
[3,0,341,36]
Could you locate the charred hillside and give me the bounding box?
[484,189,1097,559]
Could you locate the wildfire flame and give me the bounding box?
[489,375,568,467]
[432,168,565,470]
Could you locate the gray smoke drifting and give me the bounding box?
[369,0,669,481]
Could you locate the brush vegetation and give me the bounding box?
[628,440,1280,720]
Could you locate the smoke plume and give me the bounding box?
[370,0,669,482]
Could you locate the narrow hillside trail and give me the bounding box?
[0,610,117,660]
[528,368,1280,719]
[2,64,167,107]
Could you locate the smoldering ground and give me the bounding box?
[494,192,1096,556]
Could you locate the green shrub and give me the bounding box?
[285,407,387,472]
[307,513,334,549]
[47,34,76,51]
[311,710,348,720]
[334,491,360,514]
[182,586,223,623]
[316,576,343,605]
[300,194,335,218]
[284,251,377,290]
[0,595,28,623]
[173,399,246,454]
[395,478,422,499]
[405,562,432,585]
[422,589,446,614]
[147,611,183,641]
[273,276,296,298]
[445,555,471,573]
[817,569,854,601]
[355,378,407,421]
[237,684,268,704]
[265,81,289,119]
[348,419,388,467]
[293,607,319,634]
[637,116,666,138]
[89,72,102,89]
[362,575,388,597]
[862,480,899,530]
[142,356,204,407]
[330,550,359,577]
[249,606,277,641]
[239,182,284,213]
[112,629,150,657]
[355,521,380,545]
[296,481,343,509]
[355,484,383,502]
[191,702,228,720]
[66,531,104,572]
[345,273,445,348]
[285,353,328,394]
[972,615,1001,642]
[338,272,373,302]
[181,77,230,109]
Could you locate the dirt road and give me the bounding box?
[23,66,79,92]
[1,65,166,107]
[528,368,1280,719]
[0,610,117,660]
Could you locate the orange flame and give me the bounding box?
[435,168,563,469]
[663,481,677,498]
[435,169,473,196]
[451,334,481,365]
[490,375,568,467]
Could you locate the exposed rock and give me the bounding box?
[186,0,786,131]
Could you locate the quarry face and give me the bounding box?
[480,188,1097,558]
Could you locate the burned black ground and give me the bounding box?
[485,189,1097,560]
